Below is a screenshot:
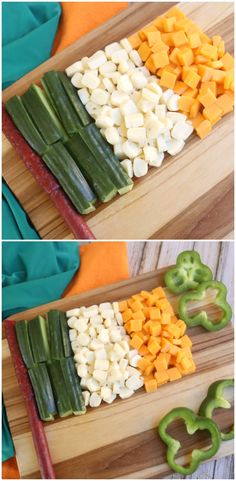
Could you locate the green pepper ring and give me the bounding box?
[164,250,213,294]
[178,280,232,332]
[158,407,221,475]
[199,380,234,441]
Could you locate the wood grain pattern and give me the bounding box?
[2,242,234,479]
[2,3,234,240]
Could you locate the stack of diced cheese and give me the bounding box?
[66,302,143,407]
[66,39,193,178]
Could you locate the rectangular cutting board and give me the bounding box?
[2,2,234,240]
[2,267,234,479]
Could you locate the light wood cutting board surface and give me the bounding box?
[2,241,234,479]
[2,2,234,240]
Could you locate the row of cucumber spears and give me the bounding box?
[16,311,85,420]
[6,71,133,214]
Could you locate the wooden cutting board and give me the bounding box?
[2,2,234,240]
[3,268,234,479]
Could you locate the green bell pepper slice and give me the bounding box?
[178,280,232,331]
[199,379,234,441]
[164,250,213,294]
[158,407,221,475]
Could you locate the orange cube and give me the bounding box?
[175,320,187,336]
[151,51,170,69]
[169,47,181,65]
[129,299,143,312]
[143,320,153,334]
[199,43,218,60]
[118,300,127,312]
[144,378,157,393]
[165,6,186,20]
[144,353,156,363]
[160,69,177,89]
[139,344,150,356]
[161,312,171,325]
[150,322,162,337]
[211,69,226,83]
[161,338,171,352]
[216,94,234,115]
[189,100,201,118]
[203,104,223,125]
[198,89,217,108]
[128,33,142,49]
[167,367,182,381]
[199,81,217,96]
[144,364,155,376]
[177,47,194,66]
[132,310,146,321]
[191,112,205,129]
[195,119,212,139]
[221,52,234,71]
[180,356,192,371]
[188,33,202,49]
[139,24,157,41]
[129,334,144,350]
[151,41,170,53]
[172,30,188,47]
[154,356,168,371]
[166,324,181,338]
[179,95,195,112]
[184,70,201,89]
[149,307,161,320]
[174,80,188,94]
[181,335,193,348]
[147,30,162,47]
[183,88,198,98]
[155,370,169,385]
[162,16,176,33]
[130,318,143,332]
[145,56,157,74]
[137,357,151,372]
[148,339,161,355]
[122,308,133,322]
[152,287,166,299]
[138,42,151,62]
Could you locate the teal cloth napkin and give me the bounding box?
[2,180,40,240]
[2,2,61,89]
[2,242,80,461]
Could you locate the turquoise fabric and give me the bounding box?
[2,180,40,240]
[2,242,80,461]
[2,2,61,89]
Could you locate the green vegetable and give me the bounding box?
[165,251,213,294]
[199,379,234,441]
[80,123,133,194]
[5,96,47,155]
[178,280,232,331]
[15,320,34,369]
[22,84,68,144]
[47,310,64,360]
[58,71,91,127]
[66,133,117,202]
[59,311,73,358]
[28,315,50,363]
[42,71,82,134]
[158,407,221,475]
[60,357,86,415]
[42,142,96,214]
[28,364,56,421]
[47,361,73,417]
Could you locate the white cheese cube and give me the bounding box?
[114,343,126,358]
[156,134,168,152]
[167,112,187,123]
[86,377,100,392]
[126,375,144,391]
[89,392,102,407]
[74,317,88,333]
[149,150,164,167]
[96,115,114,129]
[127,127,146,146]
[115,312,124,325]
[81,71,100,89]
[66,61,83,77]
[148,82,163,96]
[93,370,107,384]
[66,308,80,317]
[119,387,134,399]
[110,90,129,106]
[83,305,99,317]
[117,74,133,93]
[99,61,116,75]
[90,315,103,326]
[127,366,141,377]
[110,107,122,126]
[109,328,122,343]
[123,140,141,159]
[95,349,107,361]
[87,50,107,69]
[74,352,87,364]
[120,38,132,52]
[167,138,185,156]
[69,329,77,341]
[119,358,128,372]
[129,354,142,367]
[99,303,112,310]
[101,308,115,319]
[98,329,110,344]
[71,340,82,353]
[78,88,90,105]
[130,71,148,89]
[114,143,126,160]
[138,98,155,114]
[111,49,129,64]
[155,104,167,120]
[171,121,194,140]
[120,99,138,116]
[78,333,90,346]
[113,382,121,394]
[90,339,104,350]
[105,42,121,58]
[129,49,142,67]
[82,390,90,406]
[127,349,138,360]
[104,127,121,145]
[91,88,110,105]
[67,316,78,328]
[142,87,160,103]
[118,60,130,74]
[124,113,144,129]
[104,318,112,328]
[133,157,148,177]
[86,351,95,364]
[81,56,89,69]
[71,72,83,88]
[167,94,181,112]
[101,77,115,93]
[160,89,174,105]
[88,326,96,338]
[94,359,109,370]
[119,340,129,353]
[77,364,89,378]
[80,377,88,388]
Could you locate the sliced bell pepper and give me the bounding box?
[199,379,234,441]
[158,407,221,475]
[164,250,213,294]
[178,280,232,331]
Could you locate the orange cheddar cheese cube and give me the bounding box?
[203,103,223,125]
[151,50,170,69]
[154,355,168,371]
[118,300,128,312]
[147,30,162,47]
[130,318,143,332]
[148,339,161,355]
[144,378,157,393]
[138,41,151,62]
[155,370,169,385]
[128,33,142,49]
[167,367,182,381]
[137,357,151,372]
[221,52,234,71]
[152,287,166,299]
[188,33,202,49]
[215,94,234,115]
[139,24,157,41]
[129,334,144,350]
[181,335,193,348]
[198,88,217,108]
[184,70,201,89]
[122,308,133,322]
[172,30,188,47]
[195,119,212,138]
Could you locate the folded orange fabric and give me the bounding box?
[52,2,128,54]
[64,241,129,296]
[3,241,129,479]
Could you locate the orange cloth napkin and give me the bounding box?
[3,241,129,478]
[52,2,128,54]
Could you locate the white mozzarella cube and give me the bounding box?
[167,94,181,112]
[167,138,185,156]
[81,71,100,89]
[129,49,142,67]
[78,333,90,347]
[86,377,100,392]
[96,114,114,129]
[82,390,90,406]
[167,112,187,123]
[129,354,142,367]
[93,370,107,384]
[127,366,141,377]
[74,352,87,364]
[155,104,167,120]
[98,329,110,344]
[110,107,122,126]
[133,157,148,177]
[104,126,121,145]
[142,87,160,103]
[126,375,144,391]
[71,340,82,353]
[89,392,102,407]
[117,74,133,93]
[124,112,144,129]
[138,98,155,114]
[86,351,95,364]
[171,121,194,140]
[91,88,110,105]
[95,349,107,361]
[110,90,129,106]
[118,60,130,74]
[105,42,121,58]
[123,140,141,159]
[119,387,134,399]
[131,70,148,89]
[87,50,107,69]
[114,143,126,160]
[148,82,163,96]
[90,315,103,326]
[67,316,78,328]
[74,317,88,333]
[99,61,116,76]
[69,329,77,341]
[115,312,124,325]
[80,377,88,389]
[127,127,146,146]
[85,101,100,118]
[66,61,83,77]
[71,72,83,88]
[156,134,168,152]
[114,343,126,358]
[77,364,89,378]
[109,328,122,343]
[120,38,132,52]
[160,89,174,104]
[94,359,110,371]
[119,340,129,353]
[102,77,115,93]
[119,358,128,372]
[111,49,129,64]
[120,99,138,116]
[112,382,121,394]
[120,159,133,178]
[90,339,104,350]
[66,308,80,317]
[78,88,90,105]
[88,326,96,338]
